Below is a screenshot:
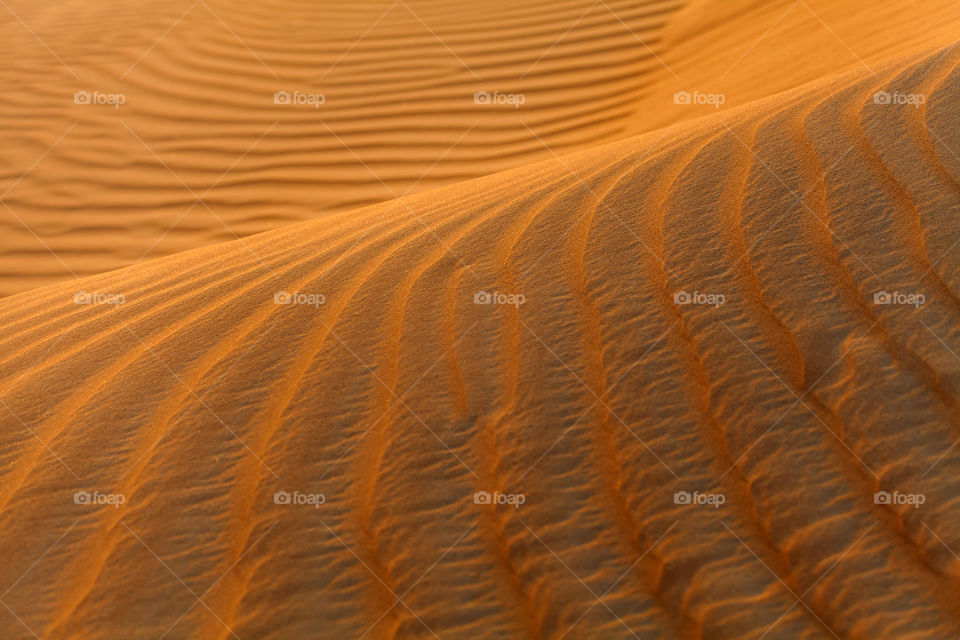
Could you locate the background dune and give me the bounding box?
[2,0,960,296]
[2,31,960,637]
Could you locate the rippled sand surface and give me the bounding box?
[2,1,960,638]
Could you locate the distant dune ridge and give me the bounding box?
[1,21,960,636]
[1,0,960,296]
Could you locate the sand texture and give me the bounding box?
[2,1,960,639]
[1,0,958,296]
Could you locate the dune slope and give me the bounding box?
[2,0,960,296]
[1,43,960,639]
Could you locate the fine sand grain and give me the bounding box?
[1,0,959,296]
[1,33,960,637]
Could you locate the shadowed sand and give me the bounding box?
[1,0,960,296]
[1,39,960,638]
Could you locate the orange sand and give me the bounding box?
[1,0,958,296]
[2,1,960,639]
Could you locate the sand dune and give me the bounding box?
[2,38,960,638]
[2,0,960,296]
